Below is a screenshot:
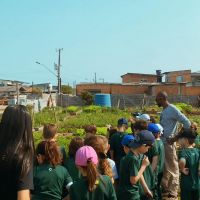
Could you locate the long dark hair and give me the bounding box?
[0,105,34,178]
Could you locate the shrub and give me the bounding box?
[81,91,94,105]
[83,105,102,113]
[174,103,193,113]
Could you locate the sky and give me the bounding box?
[0,0,200,86]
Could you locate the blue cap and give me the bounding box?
[118,118,128,126]
[129,130,155,149]
[121,134,135,146]
[148,123,160,134]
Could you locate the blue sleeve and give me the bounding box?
[173,107,191,128]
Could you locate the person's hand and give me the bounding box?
[182,168,189,175]
[142,156,150,167]
[145,189,153,199]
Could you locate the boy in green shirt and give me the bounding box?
[110,118,128,173]
[117,130,155,200]
[177,128,199,200]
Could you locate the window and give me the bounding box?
[176,76,183,82]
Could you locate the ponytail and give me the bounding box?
[36,141,61,166]
[86,160,99,192]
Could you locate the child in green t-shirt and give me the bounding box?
[69,146,117,200]
[65,137,84,181]
[177,128,199,200]
[148,122,164,200]
[43,123,68,166]
[117,130,155,200]
[32,141,73,200]
[109,118,129,173]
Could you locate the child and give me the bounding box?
[69,146,117,200]
[43,123,67,166]
[121,134,135,154]
[131,120,148,135]
[148,122,164,200]
[117,130,155,200]
[65,137,84,181]
[85,135,118,183]
[110,118,128,173]
[84,124,97,138]
[177,128,199,200]
[32,140,73,200]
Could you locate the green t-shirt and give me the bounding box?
[32,164,72,200]
[69,175,117,200]
[110,132,127,171]
[195,135,200,149]
[178,148,200,190]
[117,151,143,200]
[65,157,81,181]
[155,139,165,174]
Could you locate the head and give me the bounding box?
[75,146,99,191]
[148,123,161,138]
[150,116,157,123]
[84,125,97,138]
[84,135,113,178]
[136,114,150,122]
[36,140,61,166]
[68,137,84,158]
[43,123,57,140]
[131,120,148,134]
[117,118,128,132]
[121,134,135,154]
[107,125,117,140]
[0,105,34,178]
[156,91,168,107]
[129,130,155,154]
[177,128,197,148]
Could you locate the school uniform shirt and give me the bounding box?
[65,157,81,181]
[178,148,200,191]
[117,151,143,200]
[110,132,127,172]
[32,164,72,200]
[69,175,117,200]
[155,139,165,174]
[0,158,33,200]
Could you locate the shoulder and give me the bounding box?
[107,158,115,167]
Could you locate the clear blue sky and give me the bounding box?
[0,0,200,86]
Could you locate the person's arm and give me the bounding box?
[151,155,158,172]
[179,158,189,175]
[174,107,191,128]
[17,190,30,200]
[130,156,149,185]
[140,175,153,198]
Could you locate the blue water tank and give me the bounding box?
[95,94,111,107]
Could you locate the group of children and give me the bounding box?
[31,114,200,200]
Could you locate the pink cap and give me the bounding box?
[75,146,98,166]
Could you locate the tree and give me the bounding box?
[81,91,94,105]
[61,85,73,94]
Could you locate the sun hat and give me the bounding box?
[148,123,160,134]
[121,134,135,146]
[118,118,128,126]
[75,146,98,166]
[129,130,155,149]
[136,114,150,121]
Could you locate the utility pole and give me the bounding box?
[57,48,63,94]
[94,72,97,83]
[16,82,19,105]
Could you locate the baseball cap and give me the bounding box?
[75,146,98,166]
[129,130,155,149]
[121,134,135,146]
[156,123,163,135]
[148,123,160,134]
[118,118,128,126]
[136,114,150,121]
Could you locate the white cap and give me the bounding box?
[136,114,150,121]
[156,123,164,135]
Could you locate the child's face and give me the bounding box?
[137,144,151,154]
[123,146,130,154]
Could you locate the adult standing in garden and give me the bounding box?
[155,92,191,200]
